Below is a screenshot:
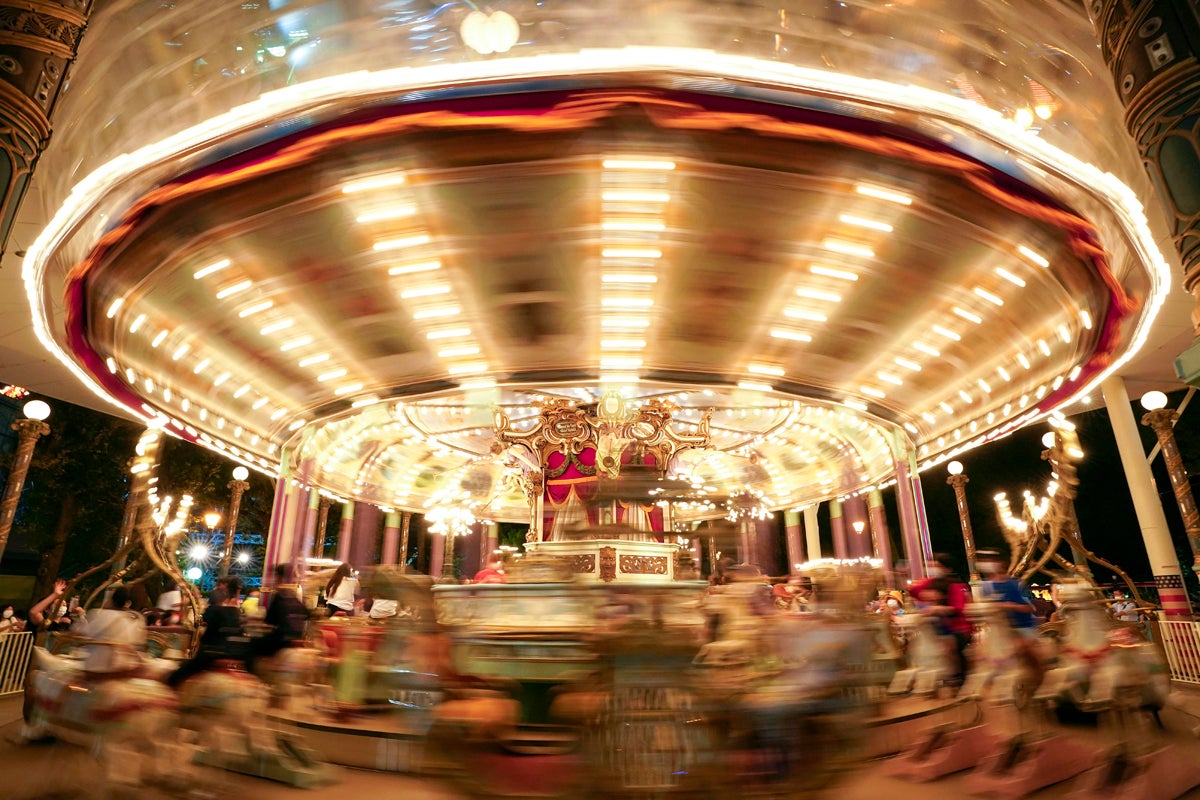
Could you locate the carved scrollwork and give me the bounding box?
[0,6,86,52]
[618,554,669,575]
[562,554,596,574]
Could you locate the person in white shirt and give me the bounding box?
[323,562,359,616]
[73,585,146,674]
[1111,589,1139,623]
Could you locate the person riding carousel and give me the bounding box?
[975,549,1044,687]
[908,554,972,688]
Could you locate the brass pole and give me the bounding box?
[1143,407,1200,576]
[218,478,250,576]
[0,417,50,565]
[946,472,979,582]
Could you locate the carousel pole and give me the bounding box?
[946,461,980,583]
[0,401,51,565]
[218,466,250,576]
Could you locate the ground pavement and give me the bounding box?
[7,691,1200,799]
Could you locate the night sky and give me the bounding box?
[913,390,1199,592]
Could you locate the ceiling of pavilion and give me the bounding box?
[36,83,1153,519]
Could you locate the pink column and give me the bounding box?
[335,501,355,563]
[262,457,305,587]
[784,510,804,573]
[830,499,848,560]
[349,504,382,567]
[294,489,319,565]
[381,511,401,565]
[894,457,928,581]
[868,489,893,585]
[428,532,444,577]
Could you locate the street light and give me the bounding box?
[946,460,980,582]
[0,399,51,565]
[1140,390,1200,576]
[219,466,251,576]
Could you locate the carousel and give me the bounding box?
[12,0,1192,797]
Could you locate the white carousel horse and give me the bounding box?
[888,613,955,696]
[20,645,180,788]
[1035,581,1168,713]
[959,602,1043,707]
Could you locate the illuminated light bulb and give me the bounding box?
[994,267,1026,288]
[1037,339,1052,356]
[193,258,231,280]
[388,260,441,276]
[843,398,869,411]
[1018,245,1050,268]
[904,422,919,434]
[921,412,937,424]
[129,314,147,334]
[894,356,921,372]
[977,379,991,393]
[932,325,961,341]
[1014,107,1035,128]
[238,300,274,319]
[171,343,190,361]
[601,273,658,283]
[374,234,431,252]
[412,306,461,319]
[356,206,416,223]
[748,363,785,377]
[783,308,827,322]
[877,372,903,386]
[251,397,269,410]
[600,357,643,370]
[426,327,471,339]
[400,284,451,299]
[447,362,488,376]
[1068,365,1082,381]
[1141,390,1168,411]
[854,183,912,205]
[317,369,347,382]
[601,219,666,232]
[1035,104,1054,120]
[271,408,287,421]
[974,287,1004,306]
[809,264,858,281]
[601,246,662,259]
[151,330,168,348]
[1052,376,1064,390]
[215,280,252,299]
[1080,310,1093,330]
[213,372,231,387]
[795,287,842,302]
[770,328,812,342]
[738,381,773,392]
[351,395,381,408]
[939,401,955,414]
[334,383,365,395]
[298,353,329,367]
[601,297,653,309]
[281,336,313,352]
[438,345,482,358]
[1036,385,1048,399]
[602,158,676,170]
[342,173,406,194]
[838,213,893,233]
[232,384,250,399]
[602,189,670,203]
[861,386,886,399]
[144,378,154,393]
[953,307,983,324]
[259,319,294,335]
[600,339,645,350]
[913,342,940,357]
[106,357,118,373]
[288,418,307,431]
[822,238,874,258]
[459,9,519,55]
[1017,353,1032,369]
[106,298,124,319]
[1057,325,1072,343]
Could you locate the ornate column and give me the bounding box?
[313,497,333,559]
[335,501,354,563]
[0,2,91,257]
[803,504,821,560]
[868,489,894,583]
[0,414,49,563]
[784,509,804,573]
[381,510,401,565]
[399,511,413,569]
[946,462,980,582]
[1103,376,1192,615]
[262,452,305,587]
[830,499,848,560]
[218,470,250,576]
[1088,3,1200,379]
[893,455,928,581]
[1141,391,1200,575]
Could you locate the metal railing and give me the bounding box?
[1155,614,1200,685]
[0,631,33,695]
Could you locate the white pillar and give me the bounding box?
[803,505,822,560]
[1102,375,1192,616]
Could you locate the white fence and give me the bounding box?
[1156,615,1200,685]
[0,631,33,695]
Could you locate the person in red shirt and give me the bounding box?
[472,558,506,584]
[909,553,972,688]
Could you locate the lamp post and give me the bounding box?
[219,466,250,576]
[0,400,51,565]
[946,460,979,582]
[1141,390,1200,576]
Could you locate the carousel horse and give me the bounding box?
[1035,581,1168,714]
[959,602,1044,707]
[175,662,338,787]
[887,612,955,696]
[20,645,180,788]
